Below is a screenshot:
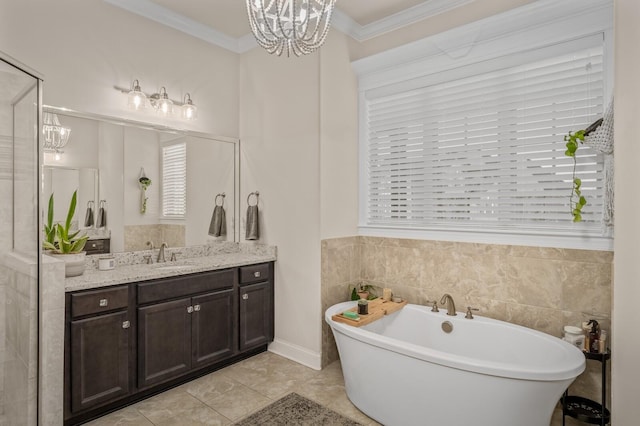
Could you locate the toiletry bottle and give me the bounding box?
[582,321,591,352]
[599,329,607,353]
[587,319,600,353]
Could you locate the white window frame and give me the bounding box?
[354,0,613,251]
[161,142,187,220]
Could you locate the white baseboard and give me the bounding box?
[268,338,322,371]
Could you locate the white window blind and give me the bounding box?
[162,142,186,218]
[364,42,605,235]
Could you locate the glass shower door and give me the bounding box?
[0,54,42,426]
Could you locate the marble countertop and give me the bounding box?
[65,251,276,292]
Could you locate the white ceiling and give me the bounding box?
[104,0,475,52]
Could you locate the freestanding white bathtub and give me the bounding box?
[326,301,585,426]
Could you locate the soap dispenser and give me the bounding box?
[587,319,600,353]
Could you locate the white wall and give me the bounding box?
[239,49,323,368]
[0,0,239,138]
[319,31,359,239]
[612,0,640,423]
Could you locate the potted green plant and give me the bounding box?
[44,190,89,277]
[350,283,377,300]
[563,118,603,222]
[564,129,588,222]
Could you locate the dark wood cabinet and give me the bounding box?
[239,281,272,351]
[70,310,131,412]
[138,288,237,388]
[65,285,134,418]
[192,288,236,367]
[65,262,274,425]
[239,263,274,351]
[137,298,192,388]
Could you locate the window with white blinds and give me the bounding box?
[161,142,186,218]
[363,39,606,236]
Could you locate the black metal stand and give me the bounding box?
[562,350,610,425]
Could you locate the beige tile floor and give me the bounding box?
[85,352,379,426]
[86,351,583,426]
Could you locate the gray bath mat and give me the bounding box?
[234,392,363,425]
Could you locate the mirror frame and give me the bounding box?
[43,105,241,245]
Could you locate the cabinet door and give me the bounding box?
[138,298,192,388]
[192,289,236,368]
[70,310,130,413]
[239,281,272,351]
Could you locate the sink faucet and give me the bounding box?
[440,293,457,316]
[157,242,168,263]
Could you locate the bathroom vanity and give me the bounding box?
[62,248,275,425]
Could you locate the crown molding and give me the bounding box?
[333,0,475,42]
[104,0,478,54]
[104,0,241,52]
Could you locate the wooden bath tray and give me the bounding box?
[332,298,407,327]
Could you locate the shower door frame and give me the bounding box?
[1,51,43,426]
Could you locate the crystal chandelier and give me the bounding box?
[42,112,71,155]
[246,0,337,57]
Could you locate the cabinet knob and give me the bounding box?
[242,294,249,300]
[99,298,108,307]
[254,271,261,278]
[187,306,194,314]
[193,304,201,312]
[122,321,130,329]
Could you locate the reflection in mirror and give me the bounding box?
[43,107,239,254]
[42,166,98,231]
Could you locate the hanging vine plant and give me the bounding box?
[563,118,603,222]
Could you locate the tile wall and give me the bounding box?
[321,236,613,403]
[2,252,39,426]
[124,224,186,251]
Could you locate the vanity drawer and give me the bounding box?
[138,269,236,305]
[239,263,270,285]
[71,285,129,318]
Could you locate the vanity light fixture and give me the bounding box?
[182,93,197,120]
[42,112,71,159]
[118,80,196,121]
[246,0,337,57]
[154,87,173,117]
[127,79,147,111]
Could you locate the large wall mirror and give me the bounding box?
[42,107,239,254]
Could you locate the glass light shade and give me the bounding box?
[42,112,71,153]
[127,80,147,110]
[246,0,336,56]
[156,87,173,116]
[182,95,197,120]
[157,97,173,116]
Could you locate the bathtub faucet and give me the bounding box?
[440,293,457,316]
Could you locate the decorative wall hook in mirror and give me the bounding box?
[115,79,197,121]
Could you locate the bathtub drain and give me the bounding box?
[441,321,453,333]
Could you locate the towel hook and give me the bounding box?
[247,191,259,206]
[87,200,94,208]
[215,193,225,206]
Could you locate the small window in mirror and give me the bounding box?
[161,142,186,218]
